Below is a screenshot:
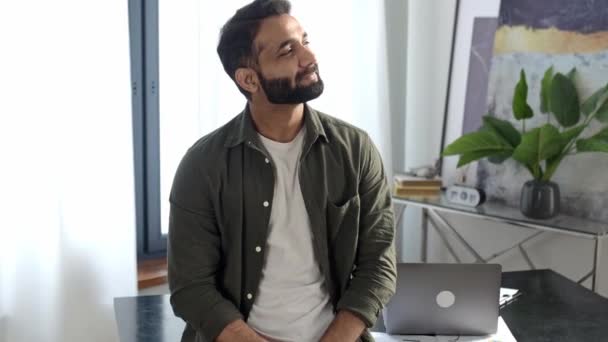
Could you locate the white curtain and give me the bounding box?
[159,0,409,234]
[0,1,137,342]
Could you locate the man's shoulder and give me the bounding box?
[313,108,370,147]
[179,113,241,170]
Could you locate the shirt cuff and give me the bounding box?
[199,300,244,341]
[336,290,382,328]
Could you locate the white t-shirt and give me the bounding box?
[247,126,335,342]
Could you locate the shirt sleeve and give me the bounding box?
[335,133,398,327]
[167,149,243,341]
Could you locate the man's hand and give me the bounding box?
[319,310,366,342]
[215,319,268,342]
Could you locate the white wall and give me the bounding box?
[404,0,456,170]
[398,0,457,262]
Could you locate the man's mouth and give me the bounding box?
[301,71,318,82]
[297,65,319,83]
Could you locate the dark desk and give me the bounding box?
[500,270,608,341]
[114,270,608,342]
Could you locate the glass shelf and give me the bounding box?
[392,193,608,238]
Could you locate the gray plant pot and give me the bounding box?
[520,180,560,219]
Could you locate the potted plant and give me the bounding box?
[443,67,608,219]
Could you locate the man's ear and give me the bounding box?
[235,68,259,94]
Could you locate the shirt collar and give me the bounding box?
[224,103,328,148]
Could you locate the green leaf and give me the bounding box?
[558,125,585,154]
[488,152,513,164]
[596,102,608,123]
[577,138,608,153]
[544,156,562,181]
[581,84,608,122]
[513,69,534,120]
[457,150,508,167]
[540,66,554,113]
[442,130,513,156]
[549,73,580,127]
[567,67,577,81]
[581,85,608,115]
[593,127,608,139]
[561,125,586,145]
[482,116,522,147]
[543,125,586,181]
[576,127,608,153]
[512,124,563,167]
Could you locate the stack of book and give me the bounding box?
[393,174,443,198]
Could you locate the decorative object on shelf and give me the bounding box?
[445,185,486,207]
[393,175,442,198]
[394,162,443,198]
[443,67,608,219]
[520,180,560,219]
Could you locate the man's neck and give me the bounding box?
[248,101,305,143]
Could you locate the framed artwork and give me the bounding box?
[440,0,501,185]
[479,0,608,222]
[443,0,608,221]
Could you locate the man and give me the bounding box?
[167,1,396,341]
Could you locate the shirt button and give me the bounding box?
[247,293,253,300]
[264,158,270,164]
[263,201,269,207]
[255,246,262,253]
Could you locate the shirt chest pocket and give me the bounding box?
[326,195,361,243]
[326,195,361,296]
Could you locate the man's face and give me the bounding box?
[252,14,324,104]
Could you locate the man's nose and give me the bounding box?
[299,46,317,68]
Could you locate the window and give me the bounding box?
[129,0,249,258]
[129,0,396,259]
[129,0,165,258]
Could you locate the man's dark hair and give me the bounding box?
[217,0,292,99]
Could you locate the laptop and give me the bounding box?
[383,263,502,335]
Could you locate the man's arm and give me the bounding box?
[168,150,262,341]
[216,320,269,342]
[329,133,398,338]
[319,310,366,342]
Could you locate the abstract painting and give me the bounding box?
[477,0,608,222]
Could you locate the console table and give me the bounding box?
[392,194,608,292]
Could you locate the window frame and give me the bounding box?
[129,0,166,259]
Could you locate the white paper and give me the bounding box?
[371,316,516,342]
[499,287,520,306]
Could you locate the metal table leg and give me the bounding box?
[428,209,485,263]
[592,236,603,292]
[427,217,462,263]
[485,231,544,263]
[422,208,428,263]
[392,203,407,262]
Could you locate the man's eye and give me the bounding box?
[303,40,310,46]
[279,49,293,57]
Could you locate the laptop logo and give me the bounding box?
[436,290,455,308]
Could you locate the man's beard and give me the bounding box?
[257,65,324,104]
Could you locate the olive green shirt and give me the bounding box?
[168,104,397,342]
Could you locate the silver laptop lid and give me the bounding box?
[383,263,501,335]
